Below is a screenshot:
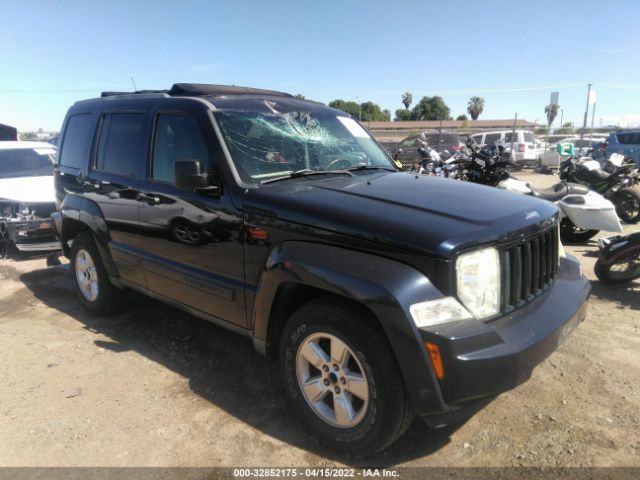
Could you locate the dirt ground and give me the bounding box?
[0,171,639,469]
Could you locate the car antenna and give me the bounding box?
[130,77,138,91]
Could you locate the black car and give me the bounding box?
[393,130,465,169]
[52,83,589,454]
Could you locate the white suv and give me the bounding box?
[470,130,538,163]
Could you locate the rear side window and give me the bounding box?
[151,114,209,183]
[59,113,94,168]
[484,133,500,145]
[95,113,145,177]
[471,134,483,144]
[523,132,535,142]
[504,132,514,143]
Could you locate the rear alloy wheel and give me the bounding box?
[615,187,640,223]
[70,232,125,315]
[559,218,599,243]
[280,298,414,455]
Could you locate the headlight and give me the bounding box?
[409,297,473,328]
[456,247,500,319]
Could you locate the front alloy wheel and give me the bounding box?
[280,298,414,454]
[296,333,369,428]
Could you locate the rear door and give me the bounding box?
[84,111,149,287]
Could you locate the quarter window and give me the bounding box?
[95,113,145,176]
[59,114,94,168]
[152,114,209,183]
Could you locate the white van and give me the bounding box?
[470,130,538,163]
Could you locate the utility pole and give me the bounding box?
[560,109,563,129]
[510,113,517,160]
[590,100,597,148]
[580,83,592,143]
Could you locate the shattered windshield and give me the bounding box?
[0,148,55,179]
[215,109,395,184]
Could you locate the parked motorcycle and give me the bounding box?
[559,153,640,223]
[594,232,640,283]
[462,139,622,242]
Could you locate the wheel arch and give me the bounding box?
[58,195,121,284]
[251,241,448,414]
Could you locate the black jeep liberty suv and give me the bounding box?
[52,83,590,454]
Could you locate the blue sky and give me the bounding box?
[2,0,640,131]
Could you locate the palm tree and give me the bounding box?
[402,92,413,110]
[545,104,560,126]
[467,96,485,120]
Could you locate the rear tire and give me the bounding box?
[559,218,599,243]
[70,232,125,315]
[280,298,414,455]
[614,187,640,223]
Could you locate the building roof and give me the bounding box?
[366,119,535,130]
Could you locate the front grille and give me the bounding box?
[500,225,559,313]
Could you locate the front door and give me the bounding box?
[137,110,246,327]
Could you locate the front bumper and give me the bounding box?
[418,254,589,423]
[1,218,59,252]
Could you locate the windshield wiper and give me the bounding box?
[345,165,397,172]
[261,169,354,185]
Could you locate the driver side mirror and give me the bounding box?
[174,160,221,196]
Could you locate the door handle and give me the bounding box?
[137,193,160,205]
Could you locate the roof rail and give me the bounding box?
[168,83,292,98]
[100,90,169,97]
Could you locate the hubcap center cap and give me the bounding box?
[328,372,338,385]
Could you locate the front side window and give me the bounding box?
[0,148,55,178]
[95,113,145,177]
[215,110,394,183]
[152,114,209,183]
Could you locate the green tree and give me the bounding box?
[293,94,305,99]
[394,109,415,121]
[329,99,389,121]
[328,99,361,118]
[467,96,485,120]
[545,104,560,126]
[556,122,574,135]
[535,126,549,135]
[412,96,451,120]
[360,101,389,121]
[19,132,37,140]
[456,114,468,121]
[402,92,413,110]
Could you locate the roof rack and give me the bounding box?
[99,83,293,99]
[168,83,293,98]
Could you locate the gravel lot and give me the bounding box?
[0,171,639,469]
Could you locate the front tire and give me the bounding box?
[595,254,640,284]
[559,218,599,243]
[70,232,125,315]
[614,187,640,223]
[280,298,414,455]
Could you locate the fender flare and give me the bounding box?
[252,241,448,414]
[59,194,120,283]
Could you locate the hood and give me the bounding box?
[246,172,558,257]
[0,175,55,204]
